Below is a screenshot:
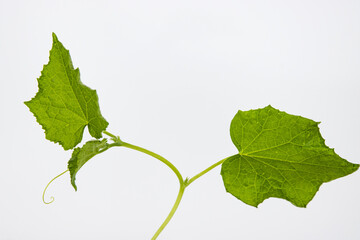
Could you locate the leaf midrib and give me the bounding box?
[55,42,88,124]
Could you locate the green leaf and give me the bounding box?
[24,33,109,150]
[68,139,109,191]
[221,105,359,207]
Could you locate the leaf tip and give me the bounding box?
[24,100,30,108]
[70,168,78,192]
[353,163,360,172]
[52,32,59,43]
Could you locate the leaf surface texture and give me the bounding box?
[68,139,109,190]
[25,33,108,150]
[221,105,359,207]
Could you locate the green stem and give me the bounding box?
[121,142,184,185]
[151,183,185,240]
[103,130,117,139]
[186,157,228,186]
[114,139,185,239]
[102,131,228,239]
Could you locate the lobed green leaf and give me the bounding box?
[68,139,109,191]
[25,33,109,150]
[221,105,359,207]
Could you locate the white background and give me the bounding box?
[1,0,360,239]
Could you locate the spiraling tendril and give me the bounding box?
[42,169,69,204]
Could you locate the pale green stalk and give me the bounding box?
[186,157,229,186]
[103,132,227,239]
[120,142,183,185]
[42,169,69,204]
[118,141,185,239]
[151,184,185,240]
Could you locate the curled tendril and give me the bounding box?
[42,169,69,204]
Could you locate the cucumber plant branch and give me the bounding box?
[26,33,359,239]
